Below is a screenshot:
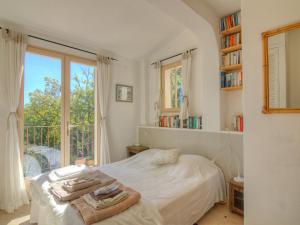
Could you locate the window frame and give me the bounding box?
[20,45,98,170]
[161,60,183,113]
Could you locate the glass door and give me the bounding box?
[22,47,97,177]
[65,57,96,166]
[23,48,63,177]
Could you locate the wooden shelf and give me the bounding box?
[221,25,241,36]
[221,44,242,54]
[220,64,242,72]
[221,86,243,91]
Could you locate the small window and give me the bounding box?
[161,61,183,112]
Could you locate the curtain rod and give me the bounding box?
[150,48,197,65]
[0,26,118,61]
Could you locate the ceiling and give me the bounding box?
[0,0,184,59]
[202,0,241,17]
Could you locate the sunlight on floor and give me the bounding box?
[6,215,30,225]
[0,204,30,225]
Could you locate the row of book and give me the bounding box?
[222,50,242,66]
[221,33,241,49]
[232,115,243,132]
[159,115,203,129]
[220,11,241,32]
[220,71,243,88]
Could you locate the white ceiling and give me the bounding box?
[202,0,241,17]
[0,0,184,59]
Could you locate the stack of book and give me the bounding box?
[221,33,241,48]
[159,115,203,129]
[222,50,242,66]
[220,71,243,88]
[220,11,241,31]
[183,116,203,129]
[159,115,180,128]
[232,115,243,132]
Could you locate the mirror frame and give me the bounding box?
[262,21,300,114]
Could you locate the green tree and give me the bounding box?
[24,66,95,163]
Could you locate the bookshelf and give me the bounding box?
[221,44,242,54]
[220,64,242,72]
[220,25,241,36]
[220,11,244,132]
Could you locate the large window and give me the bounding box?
[22,46,96,177]
[161,61,183,113]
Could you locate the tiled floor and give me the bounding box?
[0,203,243,225]
[197,204,243,225]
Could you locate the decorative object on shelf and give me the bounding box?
[126,145,149,157]
[262,21,300,113]
[229,178,244,216]
[116,84,133,102]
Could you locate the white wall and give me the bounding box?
[242,0,300,224]
[108,59,140,162]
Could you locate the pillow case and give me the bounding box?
[151,149,181,165]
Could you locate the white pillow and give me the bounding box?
[151,149,181,165]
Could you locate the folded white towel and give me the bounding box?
[55,165,87,177]
[83,191,128,209]
[48,165,89,182]
[94,183,119,196]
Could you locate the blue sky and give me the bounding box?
[24,52,94,104]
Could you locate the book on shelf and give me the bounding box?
[232,114,243,132]
[220,11,241,32]
[159,115,202,130]
[222,50,242,66]
[221,33,241,49]
[221,71,243,88]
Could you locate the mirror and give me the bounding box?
[262,22,300,113]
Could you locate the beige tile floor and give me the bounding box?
[0,203,243,225]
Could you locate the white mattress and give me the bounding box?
[30,149,226,225]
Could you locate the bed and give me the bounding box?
[30,149,226,225]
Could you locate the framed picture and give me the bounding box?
[116,84,133,102]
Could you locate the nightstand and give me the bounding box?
[229,179,244,216]
[127,145,149,157]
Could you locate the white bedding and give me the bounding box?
[30,149,226,225]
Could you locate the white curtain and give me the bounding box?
[0,29,29,213]
[96,56,111,166]
[154,61,161,126]
[180,50,192,125]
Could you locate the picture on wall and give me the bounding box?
[116,84,133,102]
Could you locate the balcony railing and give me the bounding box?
[23,124,94,177]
